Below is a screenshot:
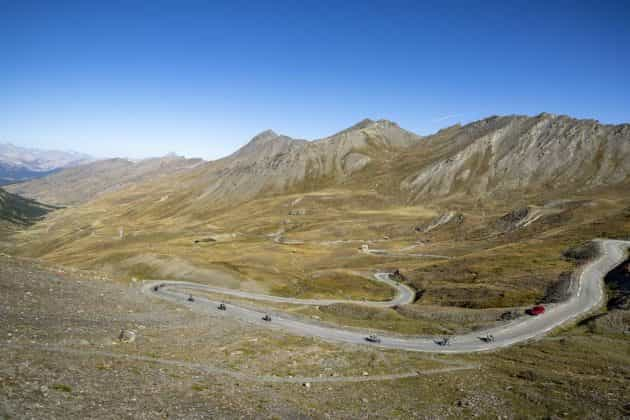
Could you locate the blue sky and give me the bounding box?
[1,0,629,159]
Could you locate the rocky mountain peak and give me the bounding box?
[349,118,376,130]
[537,112,557,119]
[374,119,399,127]
[249,129,279,144]
[230,129,299,162]
[339,118,399,133]
[327,118,403,140]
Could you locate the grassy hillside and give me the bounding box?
[0,188,56,235]
[5,155,203,206]
[12,182,630,325]
[8,114,630,334]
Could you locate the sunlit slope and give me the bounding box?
[11,114,630,315]
[365,113,630,204]
[6,155,204,206]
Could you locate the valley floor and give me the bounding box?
[1,254,629,418]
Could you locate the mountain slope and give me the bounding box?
[9,113,630,313]
[143,118,421,210]
[203,113,630,207]
[0,188,55,234]
[5,155,204,206]
[398,114,630,201]
[8,119,419,213]
[12,114,629,219]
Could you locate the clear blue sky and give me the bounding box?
[1,0,629,159]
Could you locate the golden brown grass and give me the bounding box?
[11,179,630,335]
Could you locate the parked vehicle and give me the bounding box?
[527,305,545,316]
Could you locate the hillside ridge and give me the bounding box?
[6,113,630,210]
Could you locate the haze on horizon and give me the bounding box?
[1,0,629,160]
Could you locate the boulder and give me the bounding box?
[118,329,136,343]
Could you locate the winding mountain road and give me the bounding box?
[146,272,415,307]
[142,239,628,353]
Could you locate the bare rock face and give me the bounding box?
[496,207,530,231]
[420,212,464,233]
[563,242,599,262]
[342,152,371,173]
[163,114,629,210]
[401,114,630,198]
[541,272,576,304]
[118,329,136,343]
[604,259,630,311]
[192,119,421,205]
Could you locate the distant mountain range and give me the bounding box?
[6,113,630,209]
[0,143,93,185]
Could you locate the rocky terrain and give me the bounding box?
[197,113,630,206]
[141,118,421,209]
[401,114,630,200]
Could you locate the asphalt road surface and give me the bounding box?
[142,239,629,353]
[144,272,414,307]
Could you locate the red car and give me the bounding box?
[527,305,545,316]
